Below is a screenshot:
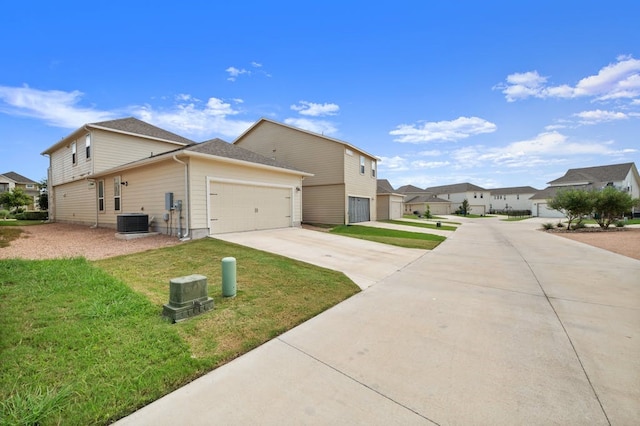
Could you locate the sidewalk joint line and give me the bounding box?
[278,338,441,425]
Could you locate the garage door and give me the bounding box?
[348,196,370,223]
[209,182,292,234]
[536,202,565,218]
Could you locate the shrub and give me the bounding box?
[24,211,48,221]
[571,222,586,230]
[0,209,9,219]
[542,223,555,230]
[556,222,565,228]
[615,220,625,228]
[13,213,27,220]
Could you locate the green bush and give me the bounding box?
[13,213,27,220]
[0,209,9,219]
[615,220,625,228]
[556,222,565,228]
[24,211,48,220]
[571,222,586,230]
[542,223,555,230]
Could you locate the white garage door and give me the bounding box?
[536,202,565,218]
[209,182,292,234]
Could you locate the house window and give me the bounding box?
[98,180,105,212]
[72,142,77,165]
[26,184,35,189]
[480,193,483,198]
[474,193,477,198]
[517,194,520,200]
[85,134,91,159]
[359,156,365,174]
[114,176,121,211]
[371,160,376,177]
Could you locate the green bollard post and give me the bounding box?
[222,257,237,297]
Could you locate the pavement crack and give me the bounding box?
[278,338,441,425]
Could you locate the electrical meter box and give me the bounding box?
[165,192,174,210]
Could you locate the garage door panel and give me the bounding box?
[209,182,292,234]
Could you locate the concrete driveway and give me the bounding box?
[116,218,640,425]
[213,227,428,290]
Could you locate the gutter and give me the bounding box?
[172,155,190,240]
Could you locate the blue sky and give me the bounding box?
[1,1,639,190]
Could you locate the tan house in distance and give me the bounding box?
[376,179,404,220]
[42,117,311,237]
[0,171,40,210]
[234,118,378,224]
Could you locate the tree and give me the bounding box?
[547,189,593,230]
[460,199,471,216]
[38,178,48,211]
[592,186,638,229]
[0,187,33,212]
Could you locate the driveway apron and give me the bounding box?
[116,219,639,425]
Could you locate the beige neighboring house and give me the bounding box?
[376,179,404,220]
[0,171,40,210]
[234,118,378,224]
[42,117,311,237]
[487,186,539,213]
[426,182,489,215]
[531,162,640,218]
[395,184,451,216]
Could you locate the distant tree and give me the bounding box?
[38,178,48,211]
[547,189,593,230]
[0,187,33,212]
[460,199,471,216]
[425,204,432,219]
[592,186,638,229]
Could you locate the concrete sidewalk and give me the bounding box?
[115,218,639,425]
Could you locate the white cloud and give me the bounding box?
[290,101,340,117]
[133,96,254,138]
[0,85,116,128]
[389,116,497,143]
[573,109,628,124]
[377,155,409,172]
[497,55,640,102]
[283,117,338,135]
[226,62,271,81]
[410,160,450,168]
[418,149,443,156]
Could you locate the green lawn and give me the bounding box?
[330,225,445,249]
[382,219,457,231]
[0,239,359,425]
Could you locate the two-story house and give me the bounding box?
[531,162,640,218]
[487,186,539,213]
[234,118,379,224]
[425,182,490,215]
[0,171,40,210]
[41,117,311,237]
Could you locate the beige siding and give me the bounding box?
[235,120,343,186]
[53,180,97,224]
[49,133,93,186]
[302,184,345,224]
[377,194,404,220]
[92,129,181,175]
[96,160,185,231]
[344,150,377,221]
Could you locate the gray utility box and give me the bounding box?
[162,274,214,323]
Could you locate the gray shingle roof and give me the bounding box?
[90,117,195,146]
[396,184,427,194]
[405,194,450,203]
[488,186,539,195]
[377,179,395,193]
[426,182,486,193]
[189,139,302,171]
[548,163,634,185]
[0,171,37,184]
[529,184,595,200]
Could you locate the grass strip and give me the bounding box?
[382,219,457,231]
[330,225,445,249]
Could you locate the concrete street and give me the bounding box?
[116,217,639,425]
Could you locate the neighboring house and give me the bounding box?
[395,184,451,215]
[376,179,404,220]
[0,171,40,210]
[42,117,311,237]
[234,118,378,224]
[487,186,539,213]
[531,162,640,218]
[426,182,490,215]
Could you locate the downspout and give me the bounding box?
[86,178,97,228]
[172,155,190,240]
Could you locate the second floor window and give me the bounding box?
[71,142,77,165]
[360,156,365,174]
[86,134,91,159]
[371,161,376,177]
